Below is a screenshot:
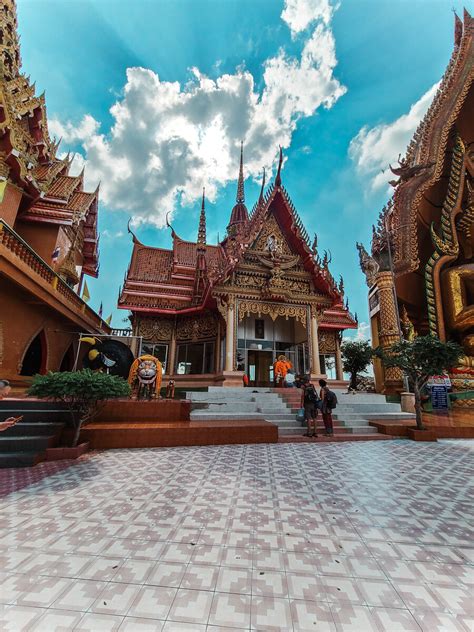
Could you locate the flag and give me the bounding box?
[51,246,61,265]
[81,280,90,302]
[105,314,112,326]
[98,302,103,318]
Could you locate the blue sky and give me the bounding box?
[18,0,471,333]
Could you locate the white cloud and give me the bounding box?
[347,321,371,342]
[281,0,333,34]
[52,0,345,227]
[349,82,439,191]
[102,229,124,239]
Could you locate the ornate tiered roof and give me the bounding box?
[119,149,357,332]
[0,0,100,276]
[372,9,473,276]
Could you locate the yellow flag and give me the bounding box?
[81,280,90,302]
[0,180,7,203]
[105,314,112,325]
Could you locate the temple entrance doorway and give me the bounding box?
[237,313,309,385]
[247,350,273,386]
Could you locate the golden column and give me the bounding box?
[375,270,403,392]
[168,320,177,376]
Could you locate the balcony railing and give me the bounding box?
[0,218,109,332]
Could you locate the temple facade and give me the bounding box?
[119,147,357,387]
[358,10,473,397]
[0,0,108,385]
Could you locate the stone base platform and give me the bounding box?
[80,419,278,449]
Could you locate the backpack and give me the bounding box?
[304,384,318,404]
[325,389,338,409]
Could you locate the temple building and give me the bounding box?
[0,0,108,385]
[119,146,357,387]
[358,9,473,397]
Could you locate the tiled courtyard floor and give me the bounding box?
[0,440,473,632]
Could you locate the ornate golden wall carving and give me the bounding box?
[238,300,307,328]
[136,317,174,342]
[319,330,336,354]
[176,313,218,342]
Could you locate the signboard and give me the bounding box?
[428,375,452,387]
[431,385,449,411]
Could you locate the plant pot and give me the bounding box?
[400,392,416,413]
[45,442,90,461]
[406,428,437,442]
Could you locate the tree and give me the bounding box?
[28,370,131,447]
[375,336,463,430]
[341,340,374,391]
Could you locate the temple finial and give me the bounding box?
[454,10,463,47]
[236,141,245,203]
[275,146,283,187]
[197,187,207,247]
[258,167,266,205]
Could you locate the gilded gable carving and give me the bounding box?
[249,215,295,256]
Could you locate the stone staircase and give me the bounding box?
[187,387,415,440]
[0,400,68,468]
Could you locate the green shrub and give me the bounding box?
[28,369,131,446]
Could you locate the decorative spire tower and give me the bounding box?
[197,187,207,250]
[227,141,249,234]
[0,0,21,80]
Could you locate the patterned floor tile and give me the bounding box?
[216,568,252,595]
[290,600,336,631]
[52,579,107,612]
[370,607,422,631]
[167,588,213,624]
[75,612,124,631]
[1,441,473,631]
[28,608,83,631]
[127,585,177,620]
[208,592,251,629]
[251,595,293,630]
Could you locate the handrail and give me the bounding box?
[0,217,109,331]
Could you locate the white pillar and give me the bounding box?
[224,302,235,372]
[310,308,321,376]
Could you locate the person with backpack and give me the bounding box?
[319,379,337,436]
[300,376,319,437]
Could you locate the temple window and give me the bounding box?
[176,341,215,374]
[141,342,168,374]
[255,319,265,339]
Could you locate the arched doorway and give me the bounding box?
[20,331,47,376]
[59,343,75,372]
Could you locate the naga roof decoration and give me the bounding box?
[119,148,356,331]
[0,0,100,276]
[373,9,474,275]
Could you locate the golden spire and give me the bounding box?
[0,0,21,80]
[236,141,245,204]
[197,187,207,248]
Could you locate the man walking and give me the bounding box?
[300,376,319,438]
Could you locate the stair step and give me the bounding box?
[0,422,64,437]
[0,451,44,468]
[0,435,57,452]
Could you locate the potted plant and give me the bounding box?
[375,336,463,439]
[28,369,131,455]
[341,340,373,392]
